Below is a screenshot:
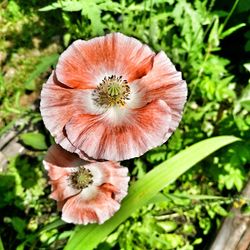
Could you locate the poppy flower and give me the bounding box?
[43,144,129,224]
[40,33,187,161]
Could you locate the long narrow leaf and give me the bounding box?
[0,236,4,250]
[65,136,239,250]
[148,193,228,204]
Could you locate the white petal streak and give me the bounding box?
[79,185,99,201]
[85,163,105,186]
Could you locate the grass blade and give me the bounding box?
[0,236,4,250]
[65,136,239,250]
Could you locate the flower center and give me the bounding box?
[93,75,130,107]
[70,167,93,190]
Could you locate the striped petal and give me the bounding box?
[131,51,187,132]
[61,187,120,225]
[55,33,155,89]
[65,100,172,161]
[40,72,100,159]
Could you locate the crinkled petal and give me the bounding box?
[61,185,121,224]
[55,33,155,89]
[86,162,129,201]
[65,100,172,161]
[40,72,100,159]
[43,144,82,180]
[132,51,187,132]
[50,175,80,201]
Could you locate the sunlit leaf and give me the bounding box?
[220,23,246,39]
[19,132,47,150]
[244,63,250,72]
[239,83,250,111]
[0,236,4,250]
[39,2,61,11]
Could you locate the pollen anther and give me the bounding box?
[69,167,93,190]
[93,75,130,107]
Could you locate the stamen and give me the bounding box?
[69,167,93,190]
[93,75,130,107]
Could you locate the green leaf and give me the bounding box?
[25,54,59,90]
[239,83,250,111]
[80,1,104,36]
[157,221,178,233]
[240,100,250,111]
[220,23,246,39]
[39,219,66,234]
[62,1,83,12]
[39,2,61,11]
[0,236,4,250]
[245,40,250,52]
[19,132,47,150]
[208,17,219,47]
[65,136,239,250]
[244,63,250,72]
[11,217,26,238]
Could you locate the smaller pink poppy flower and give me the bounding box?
[43,144,129,224]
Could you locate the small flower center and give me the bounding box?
[93,75,130,107]
[69,167,93,190]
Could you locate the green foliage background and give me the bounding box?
[0,0,250,249]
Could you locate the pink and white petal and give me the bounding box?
[132,51,187,131]
[65,100,172,161]
[55,39,103,89]
[43,144,83,180]
[55,33,155,89]
[84,163,105,186]
[50,175,80,201]
[61,186,120,224]
[97,183,127,203]
[43,160,69,181]
[104,33,155,82]
[84,162,129,201]
[85,161,128,185]
[100,180,129,203]
[40,72,101,155]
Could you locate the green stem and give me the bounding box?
[208,0,216,12]
[220,0,240,33]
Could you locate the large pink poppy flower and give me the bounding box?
[43,144,129,224]
[40,33,187,161]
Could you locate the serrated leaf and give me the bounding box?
[80,1,104,36]
[39,2,61,11]
[19,132,47,150]
[40,1,83,12]
[65,136,239,250]
[62,1,83,12]
[98,1,122,12]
